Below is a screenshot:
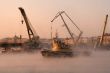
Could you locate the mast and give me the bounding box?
[100,14,108,46]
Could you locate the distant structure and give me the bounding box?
[41,11,83,57]
[19,7,39,41]
[19,7,40,49]
[100,14,108,46]
[51,11,83,46]
[95,14,110,48]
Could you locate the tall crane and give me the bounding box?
[99,14,108,46]
[41,11,82,57]
[19,7,40,49]
[19,7,39,41]
[51,11,83,46]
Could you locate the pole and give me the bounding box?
[100,14,108,46]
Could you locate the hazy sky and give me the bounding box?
[0,0,110,39]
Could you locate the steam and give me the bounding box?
[0,49,110,73]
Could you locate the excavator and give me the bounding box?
[41,11,83,57]
[19,7,40,50]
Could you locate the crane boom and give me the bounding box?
[51,11,74,43]
[60,13,75,43]
[19,7,39,41]
[100,14,108,46]
[51,11,82,46]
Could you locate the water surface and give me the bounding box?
[0,50,110,73]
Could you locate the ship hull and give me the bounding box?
[41,49,73,57]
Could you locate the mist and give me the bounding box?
[0,49,110,73]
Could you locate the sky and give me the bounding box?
[0,0,110,39]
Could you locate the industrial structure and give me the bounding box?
[19,7,40,50]
[95,14,110,49]
[41,11,83,57]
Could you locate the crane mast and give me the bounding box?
[19,7,39,41]
[100,14,108,46]
[51,11,82,46]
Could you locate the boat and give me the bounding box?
[41,11,82,57]
[41,38,73,57]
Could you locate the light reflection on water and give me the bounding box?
[0,50,110,73]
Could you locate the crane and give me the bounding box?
[19,7,40,49]
[19,7,39,41]
[51,11,83,46]
[99,14,108,46]
[94,14,110,49]
[41,11,82,57]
